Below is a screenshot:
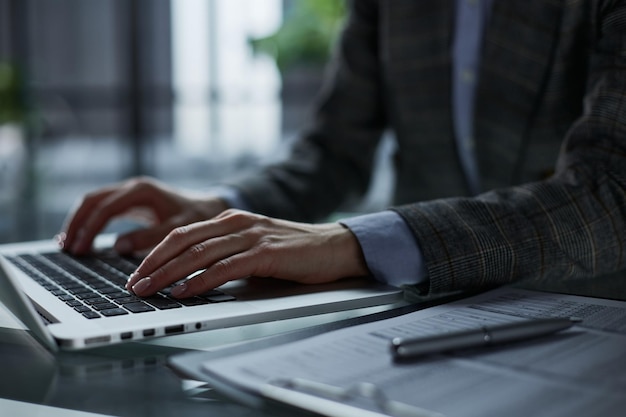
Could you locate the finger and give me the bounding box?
[132,214,246,279]
[169,252,255,298]
[68,183,162,255]
[129,231,249,297]
[62,187,117,250]
[67,191,134,255]
[55,232,68,250]
[127,210,260,294]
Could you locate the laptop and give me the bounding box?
[0,236,402,351]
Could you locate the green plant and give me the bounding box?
[0,62,25,124]
[249,0,346,73]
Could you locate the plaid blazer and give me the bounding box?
[230,0,626,294]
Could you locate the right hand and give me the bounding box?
[59,177,229,256]
[125,210,369,298]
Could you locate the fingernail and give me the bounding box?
[132,277,152,295]
[126,272,138,290]
[114,238,133,254]
[170,283,188,298]
[55,233,66,249]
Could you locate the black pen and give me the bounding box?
[390,317,580,361]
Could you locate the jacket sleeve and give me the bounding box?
[394,0,626,295]
[223,0,386,222]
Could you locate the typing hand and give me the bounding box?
[58,177,228,256]
[125,209,369,298]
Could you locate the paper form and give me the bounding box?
[201,288,626,417]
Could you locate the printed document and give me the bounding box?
[201,288,626,417]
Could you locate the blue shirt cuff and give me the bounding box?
[340,211,428,288]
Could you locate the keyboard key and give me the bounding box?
[107,291,133,299]
[100,308,129,317]
[57,294,75,302]
[177,297,210,306]
[144,296,182,310]
[77,292,102,300]
[62,282,87,290]
[82,311,101,319]
[10,252,238,320]
[68,287,95,296]
[90,282,116,290]
[85,297,111,306]
[115,296,143,304]
[92,302,120,311]
[99,286,125,294]
[104,275,128,288]
[123,302,156,313]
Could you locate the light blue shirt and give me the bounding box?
[221,0,493,288]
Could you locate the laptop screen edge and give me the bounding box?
[0,256,59,352]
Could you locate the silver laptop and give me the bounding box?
[0,236,402,351]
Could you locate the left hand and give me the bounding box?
[126,209,370,298]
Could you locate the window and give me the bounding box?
[0,0,393,244]
[0,0,291,242]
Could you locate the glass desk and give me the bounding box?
[1,270,624,417]
[0,303,401,417]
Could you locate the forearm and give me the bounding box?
[395,167,626,295]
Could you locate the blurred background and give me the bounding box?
[0,0,394,244]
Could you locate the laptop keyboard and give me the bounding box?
[7,250,236,320]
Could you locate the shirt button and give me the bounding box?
[467,0,479,5]
[466,137,475,150]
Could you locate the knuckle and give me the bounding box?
[228,210,250,224]
[256,233,278,251]
[255,237,274,254]
[82,190,100,202]
[128,176,157,193]
[129,176,151,186]
[80,191,106,210]
[212,258,236,278]
[167,226,189,243]
[218,208,247,222]
[187,242,207,260]
[221,208,240,216]
[222,209,263,225]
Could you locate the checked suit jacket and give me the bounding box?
[226,0,626,295]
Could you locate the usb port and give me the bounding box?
[164,325,184,335]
